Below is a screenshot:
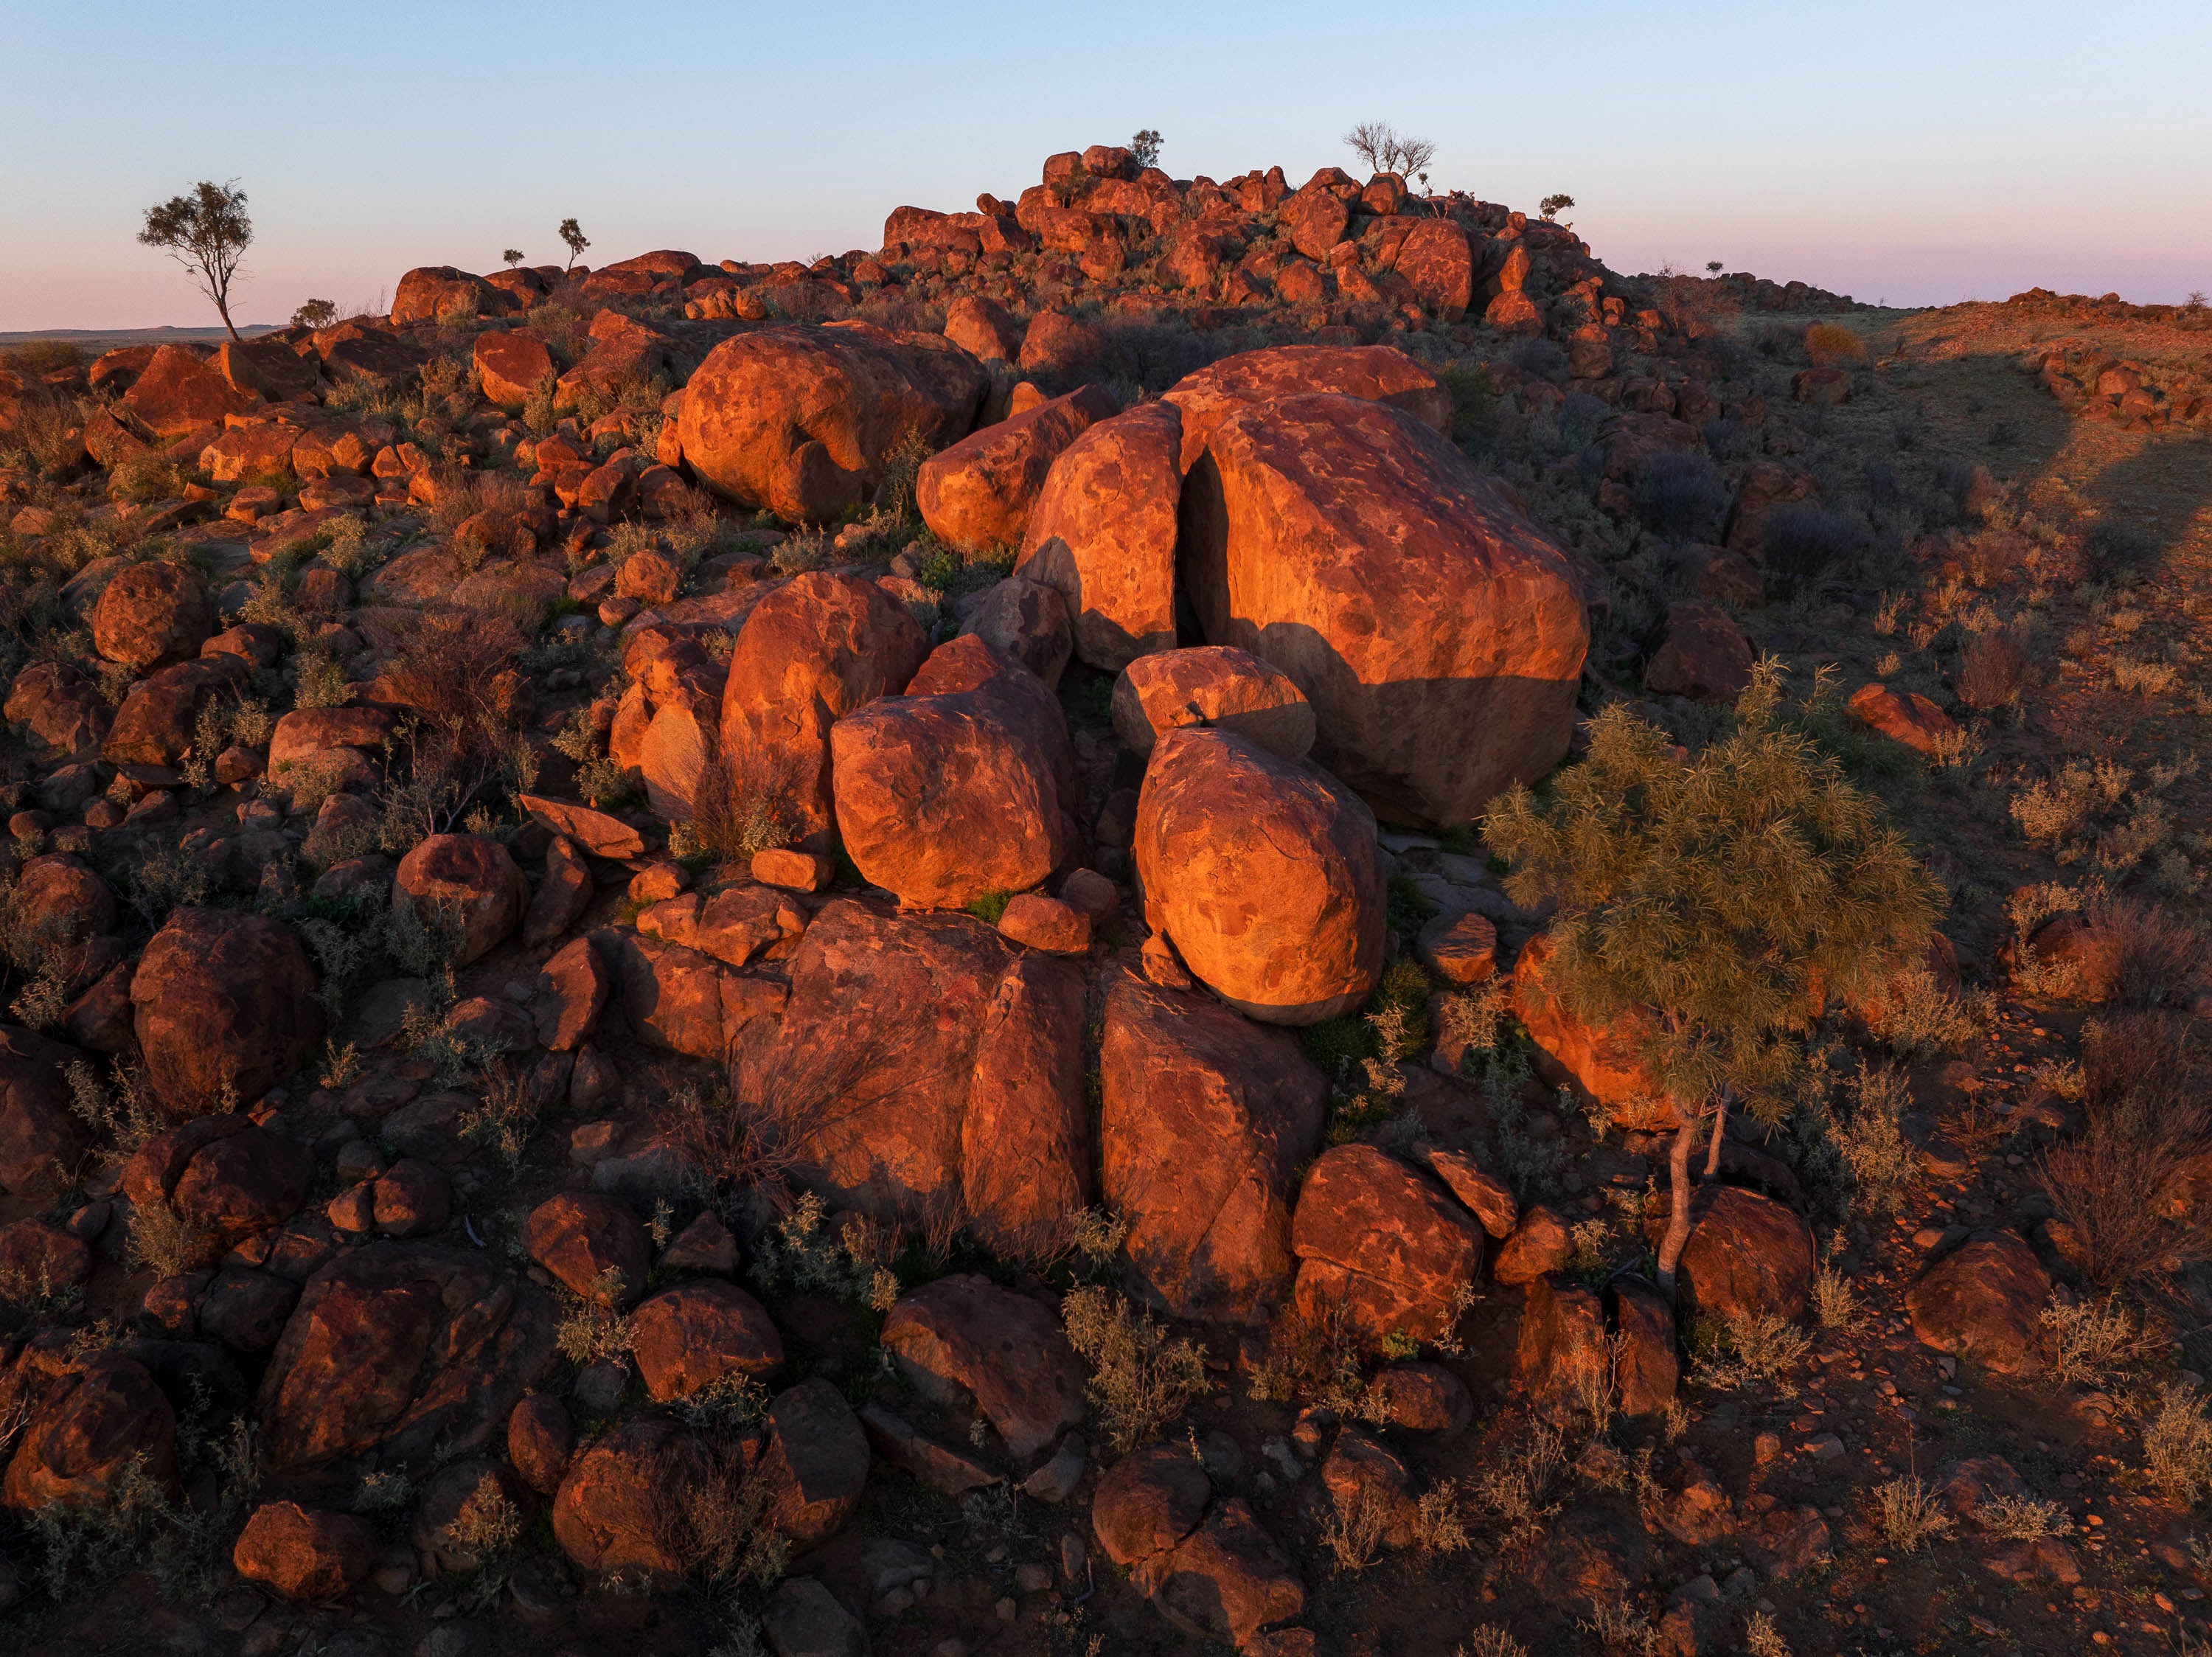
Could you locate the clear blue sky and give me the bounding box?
[4,0,2207,330]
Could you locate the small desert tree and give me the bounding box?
[1484,664,1943,1297]
[558,218,590,272]
[139,180,253,341]
[1127,128,1162,170]
[502,248,526,268]
[1343,121,1435,181]
[1539,192,1575,221]
[291,298,335,330]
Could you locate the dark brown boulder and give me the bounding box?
[232,1501,375,1599]
[130,908,324,1117]
[629,1279,784,1401]
[1907,1231,2050,1374]
[1161,344,1450,471]
[1092,1443,1212,1568]
[121,345,249,437]
[880,1274,1086,1462]
[508,1392,573,1494]
[1672,1185,1814,1324]
[524,1192,650,1307]
[1015,399,1183,671]
[473,329,554,409]
[1290,1144,1483,1343]
[1607,1274,1679,1415]
[1644,600,1754,704]
[728,900,1088,1248]
[393,834,526,969]
[1155,1498,1305,1645]
[0,1026,89,1199]
[102,656,248,767]
[917,384,1118,555]
[167,1122,316,1243]
[90,560,214,670]
[1099,968,1326,1321]
[759,1377,870,1548]
[255,1243,555,1473]
[551,1412,706,1579]
[1,1353,175,1511]
[718,571,928,843]
[1112,645,1314,763]
[831,639,1071,909]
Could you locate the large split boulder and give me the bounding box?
[916,384,1117,555]
[717,572,929,843]
[1099,968,1327,1322]
[1135,729,1382,1025]
[729,901,1090,1254]
[1015,399,1184,671]
[131,908,324,1118]
[831,636,1073,909]
[678,322,988,522]
[1177,389,1587,827]
[1290,1145,1484,1344]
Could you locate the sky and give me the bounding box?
[4,0,2208,330]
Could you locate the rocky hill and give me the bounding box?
[0,145,2206,1657]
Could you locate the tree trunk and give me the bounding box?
[1656,1114,1697,1301]
[1703,1092,1728,1180]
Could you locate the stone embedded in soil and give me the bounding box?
[1906,1229,2051,1374]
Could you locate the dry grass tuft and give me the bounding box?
[2142,1385,2212,1503]
[1060,1285,1210,1454]
[2035,1012,2212,1287]
[1871,1473,1955,1552]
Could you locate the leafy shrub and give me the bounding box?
[125,1200,215,1279]
[2083,520,2157,576]
[1632,449,1729,541]
[1061,1284,1210,1453]
[2140,1384,2212,1503]
[2035,1012,2212,1285]
[1802,323,1867,367]
[1978,1493,2073,1540]
[1761,504,1868,591]
[554,1270,635,1365]
[749,1192,900,1311]
[442,1470,524,1563]
[1957,627,2030,710]
[1507,337,1568,382]
[1829,1063,1918,1215]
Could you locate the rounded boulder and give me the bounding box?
[130,908,324,1118]
[393,834,526,968]
[1134,728,1382,1024]
[91,560,214,671]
